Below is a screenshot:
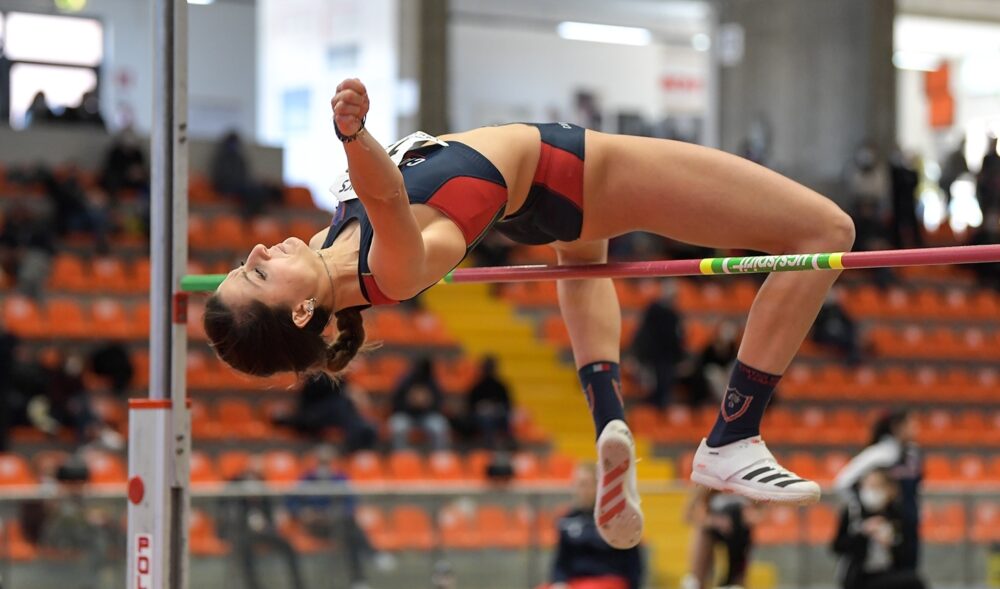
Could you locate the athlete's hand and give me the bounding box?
[331,78,370,137]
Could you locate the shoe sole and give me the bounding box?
[690,471,820,505]
[595,423,644,549]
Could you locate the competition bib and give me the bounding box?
[329,131,449,204]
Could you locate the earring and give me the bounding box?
[307,298,316,313]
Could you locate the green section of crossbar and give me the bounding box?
[180,274,226,292]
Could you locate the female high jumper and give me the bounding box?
[204,78,855,550]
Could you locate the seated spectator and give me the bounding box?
[24,91,55,128]
[100,126,149,199]
[210,131,277,218]
[677,321,740,407]
[461,356,513,449]
[832,469,927,589]
[60,89,106,131]
[0,202,55,298]
[88,342,135,397]
[0,323,19,451]
[810,286,861,365]
[223,456,306,589]
[272,373,377,452]
[681,487,759,589]
[289,444,393,589]
[389,357,450,451]
[628,280,685,408]
[539,463,643,589]
[39,164,113,252]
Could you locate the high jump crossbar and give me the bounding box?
[179,244,1000,292]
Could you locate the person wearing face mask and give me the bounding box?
[832,469,926,589]
[834,411,923,570]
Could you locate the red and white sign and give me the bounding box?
[134,534,152,589]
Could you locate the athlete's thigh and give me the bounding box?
[580,131,848,253]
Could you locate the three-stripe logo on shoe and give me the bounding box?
[598,460,629,526]
[741,466,807,487]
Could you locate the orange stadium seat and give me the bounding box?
[921,502,965,544]
[0,520,38,561]
[216,399,271,439]
[217,451,251,481]
[805,503,838,545]
[438,502,481,549]
[283,185,315,208]
[189,510,230,556]
[82,449,127,485]
[479,505,530,548]
[392,505,435,550]
[512,452,542,481]
[388,450,427,481]
[346,451,386,482]
[923,454,956,483]
[189,451,220,486]
[91,257,130,293]
[46,298,89,338]
[2,295,46,338]
[90,298,132,339]
[0,454,37,486]
[211,214,248,250]
[249,217,286,250]
[755,505,801,545]
[355,505,392,550]
[427,451,469,483]
[545,453,577,482]
[971,501,1000,542]
[465,450,494,481]
[278,517,330,553]
[288,218,321,242]
[262,450,302,484]
[48,254,90,292]
[188,175,219,204]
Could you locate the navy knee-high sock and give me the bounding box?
[578,361,625,438]
[706,360,782,447]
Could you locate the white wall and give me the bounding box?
[19,0,259,139]
[257,0,398,209]
[448,0,712,138]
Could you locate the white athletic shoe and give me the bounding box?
[690,436,820,504]
[595,419,644,549]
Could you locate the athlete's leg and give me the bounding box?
[583,133,855,503]
[552,239,642,549]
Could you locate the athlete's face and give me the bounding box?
[216,237,320,312]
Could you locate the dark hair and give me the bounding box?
[203,294,366,377]
[869,410,910,446]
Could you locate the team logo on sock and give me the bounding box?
[721,387,753,422]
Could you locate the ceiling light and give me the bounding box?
[556,22,652,47]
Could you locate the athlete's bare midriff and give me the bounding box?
[437,123,542,217]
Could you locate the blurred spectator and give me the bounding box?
[273,373,377,451]
[62,89,106,131]
[39,164,113,252]
[224,456,306,589]
[967,209,1000,290]
[461,356,513,449]
[832,469,927,589]
[24,91,55,128]
[100,126,149,199]
[0,324,18,451]
[288,444,392,589]
[681,486,759,589]
[0,201,54,298]
[677,321,740,407]
[835,411,923,569]
[33,349,124,448]
[810,286,861,365]
[888,149,923,249]
[88,341,135,397]
[389,357,450,451]
[938,139,967,208]
[845,142,890,219]
[979,136,1000,217]
[628,280,685,408]
[539,463,643,589]
[211,130,278,218]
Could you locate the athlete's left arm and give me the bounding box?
[332,78,464,299]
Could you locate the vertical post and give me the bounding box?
[128,0,190,588]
